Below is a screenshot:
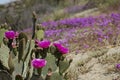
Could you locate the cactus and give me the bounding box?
[18,32,28,45]
[0,12,72,80]
[35,24,44,41]
[0,44,10,70]
[18,38,26,63]
[59,59,71,75]
[8,52,14,74]
[22,40,35,79]
[50,72,63,80]
[35,29,44,41]
[0,28,7,47]
[0,70,12,80]
[42,53,57,77]
[32,11,37,39]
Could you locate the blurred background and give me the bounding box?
[0,0,120,31]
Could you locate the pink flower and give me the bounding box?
[15,32,19,38]
[38,40,51,48]
[58,46,69,54]
[31,59,47,68]
[83,44,89,48]
[12,42,17,48]
[53,42,62,48]
[5,30,15,39]
[53,42,69,54]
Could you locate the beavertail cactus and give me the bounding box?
[0,12,72,80]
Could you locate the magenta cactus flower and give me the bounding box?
[5,30,16,39]
[31,58,47,68]
[53,42,69,54]
[116,64,120,69]
[38,40,51,48]
[58,46,69,54]
[53,42,62,48]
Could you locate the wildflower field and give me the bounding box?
[42,13,120,52]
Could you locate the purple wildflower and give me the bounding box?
[98,38,103,42]
[116,64,120,69]
[83,44,89,48]
[31,58,47,69]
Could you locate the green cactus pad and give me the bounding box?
[50,72,63,80]
[18,32,28,45]
[18,38,25,63]
[59,60,70,75]
[22,40,31,61]
[12,58,23,79]
[35,30,44,41]
[41,53,57,77]
[22,40,35,78]
[0,44,9,69]
[48,46,57,54]
[0,70,12,80]
[23,40,35,61]
[8,52,14,74]
[0,29,6,47]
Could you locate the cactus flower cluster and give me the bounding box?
[0,12,72,80]
[2,30,71,80]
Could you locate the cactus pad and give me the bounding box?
[42,53,57,77]
[50,72,63,80]
[59,60,70,75]
[35,30,44,41]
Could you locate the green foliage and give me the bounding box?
[42,53,57,77]
[49,46,56,54]
[13,59,24,79]
[18,38,26,63]
[8,53,14,74]
[0,70,12,80]
[59,60,70,75]
[18,32,28,45]
[35,29,44,41]
[0,28,7,47]
[50,72,63,80]
[22,40,35,79]
[0,44,9,69]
